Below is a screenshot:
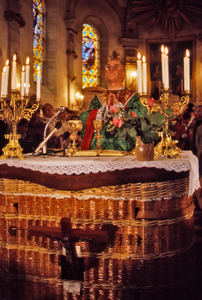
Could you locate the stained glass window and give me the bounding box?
[82,24,100,88]
[33,0,44,81]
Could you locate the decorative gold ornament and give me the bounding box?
[66,120,83,155]
[0,91,39,159]
[93,120,103,153]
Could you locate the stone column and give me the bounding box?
[64,13,77,109]
[4,0,25,58]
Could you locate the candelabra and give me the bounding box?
[0,91,39,159]
[140,87,190,159]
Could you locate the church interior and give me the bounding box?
[0,0,202,299]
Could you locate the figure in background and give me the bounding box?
[182,103,196,151]
[17,119,33,153]
[25,109,46,152]
[195,123,202,208]
[171,115,187,150]
[0,120,8,155]
[193,105,202,155]
[40,102,59,149]
[55,107,72,149]
[79,51,147,151]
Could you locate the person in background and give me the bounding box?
[0,120,8,155]
[25,109,46,152]
[17,118,33,153]
[79,51,147,151]
[55,107,72,149]
[193,105,202,155]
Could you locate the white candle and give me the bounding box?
[161,45,165,85]
[184,49,190,92]
[164,47,169,89]
[25,57,30,95]
[137,52,142,95]
[37,66,41,100]
[21,66,25,97]
[12,54,17,90]
[142,56,147,94]
[1,67,6,97]
[4,59,9,96]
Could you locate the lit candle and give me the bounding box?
[184,49,190,92]
[37,65,41,100]
[4,59,9,96]
[12,54,17,90]
[25,57,30,95]
[161,45,165,85]
[137,52,142,95]
[21,66,25,97]
[1,67,6,97]
[142,56,147,94]
[164,47,169,89]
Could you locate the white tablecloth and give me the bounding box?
[0,151,200,196]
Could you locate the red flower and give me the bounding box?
[131,111,137,119]
[110,105,119,113]
[148,97,154,108]
[113,118,124,128]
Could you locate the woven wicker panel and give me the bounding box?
[0,176,194,299]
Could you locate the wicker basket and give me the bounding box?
[0,176,194,299]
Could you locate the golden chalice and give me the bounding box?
[66,120,83,154]
[93,120,103,152]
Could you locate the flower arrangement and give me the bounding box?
[106,98,167,145]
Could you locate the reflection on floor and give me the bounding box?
[0,208,202,300]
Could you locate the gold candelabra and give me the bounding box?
[0,91,39,159]
[140,87,190,159]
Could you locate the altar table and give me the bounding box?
[0,152,200,299]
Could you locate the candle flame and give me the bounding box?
[13,54,16,62]
[137,52,141,60]
[161,45,165,53]
[142,56,146,63]
[6,59,9,66]
[37,66,40,71]
[165,47,168,55]
[3,66,6,72]
[186,49,190,58]
[22,66,25,72]
[26,57,30,65]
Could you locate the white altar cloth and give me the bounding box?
[0,151,200,196]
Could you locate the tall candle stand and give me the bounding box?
[0,91,39,159]
[140,87,190,159]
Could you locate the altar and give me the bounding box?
[0,152,200,299]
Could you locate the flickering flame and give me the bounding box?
[161,45,165,53]
[137,52,141,60]
[142,56,146,63]
[37,66,40,71]
[13,54,16,62]
[6,59,9,66]
[3,66,6,73]
[22,66,25,72]
[186,49,190,58]
[165,47,168,55]
[26,57,30,65]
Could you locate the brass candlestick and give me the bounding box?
[0,91,39,159]
[140,87,190,159]
[93,120,103,153]
[66,120,83,154]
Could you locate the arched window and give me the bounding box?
[82,24,100,88]
[33,0,45,82]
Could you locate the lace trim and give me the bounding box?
[0,151,200,196]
